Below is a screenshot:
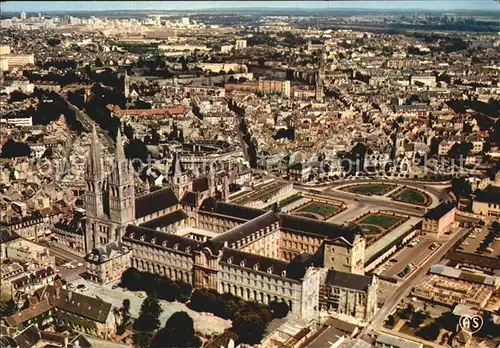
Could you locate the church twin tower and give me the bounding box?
[84,124,135,251]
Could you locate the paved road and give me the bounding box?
[295,178,451,202]
[381,238,435,279]
[361,227,470,338]
[296,187,427,217]
[64,97,115,152]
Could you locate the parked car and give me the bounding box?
[77,262,84,267]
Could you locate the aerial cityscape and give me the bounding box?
[0,1,499,347]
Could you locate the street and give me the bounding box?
[360,227,470,338]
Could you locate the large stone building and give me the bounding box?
[56,125,376,322]
[319,270,378,322]
[422,203,456,238]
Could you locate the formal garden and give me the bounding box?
[291,201,342,220]
[119,268,290,347]
[391,187,431,206]
[354,211,407,237]
[340,183,397,196]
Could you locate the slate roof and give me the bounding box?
[279,214,362,244]
[85,241,129,263]
[124,225,201,254]
[4,300,53,327]
[53,214,85,235]
[444,251,500,270]
[324,269,374,291]
[135,187,179,218]
[424,203,456,220]
[13,325,41,348]
[474,185,500,204]
[200,197,266,221]
[192,176,209,192]
[139,210,188,229]
[221,248,296,280]
[34,285,112,323]
[207,211,279,252]
[180,191,200,207]
[0,229,20,244]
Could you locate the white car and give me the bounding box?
[77,263,84,267]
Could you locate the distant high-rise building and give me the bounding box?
[20,11,27,20]
[181,17,190,26]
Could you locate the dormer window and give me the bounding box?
[227,257,233,264]
[185,246,191,253]
[174,243,179,250]
[162,241,167,247]
[253,263,260,271]
[129,232,135,239]
[267,266,273,274]
[240,260,246,268]
[140,235,145,242]
[281,270,286,277]
[151,237,156,244]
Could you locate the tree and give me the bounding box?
[133,295,163,332]
[95,57,103,67]
[1,139,31,158]
[400,304,414,320]
[269,301,289,319]
[151,311,201,348]
[451,177,472,198]
[121,268,142,291]
[409,310,427,328]
[0,298,17,317]
[9,90,29,103]
[125,138,149,164]
[132,331,153,348]
[122,299,131,325]
[417,322,441,341]
[21,298,30,310]
[386,315,396,327]
[436,311,458,332]
[232,311,270,345]
[47,38,61,46]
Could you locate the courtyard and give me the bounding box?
[392,187,430,206]
[70,278,232,336]
[292,201,341,220]
[340,183,397,196]
[355,212,406,236]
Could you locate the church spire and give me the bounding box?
[87,123,104,179]
[115,127,125,162]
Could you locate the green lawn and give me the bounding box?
[395,188,428,205]
[344,184,397,196]
[295,202,339,218]
[358,224,384,235]
[297,212,319,220]
[357,214,404,229]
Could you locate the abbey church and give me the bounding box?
[69,126,378,322]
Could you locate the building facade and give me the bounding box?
[75,129,373,322]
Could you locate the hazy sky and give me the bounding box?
[2,1,499,12]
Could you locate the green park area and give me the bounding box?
[294,202,340,220]
[355,212,406,235]
[393,188,429,206]
[342,183,397,196]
